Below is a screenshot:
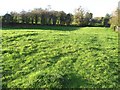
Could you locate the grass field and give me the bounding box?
[2,27,119,88]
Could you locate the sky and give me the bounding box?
[0,0,120,17]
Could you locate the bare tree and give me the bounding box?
[74,6,85,26]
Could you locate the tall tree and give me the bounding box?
[10,12,19,24]
[2,13,12,24]
[102,13,111,27]
[29,11,34,24]
[41,11,46,25]
[59,11,66,25]
[84,12,93,26]
[51,11,58,25]
[32,9,40,25]
[20,10,27,24]
[65,13,73,26]
[110,8,120,28]
[74,6,85,26]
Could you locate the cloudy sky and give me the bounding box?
[0,0,119,17]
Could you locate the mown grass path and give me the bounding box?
[2,27,119,88]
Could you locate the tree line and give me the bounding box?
[1,6,112,27]
[2,8,73,26]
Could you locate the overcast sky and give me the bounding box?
[0,0,119,17]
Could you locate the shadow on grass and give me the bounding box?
[2,25,80,31]
[31,71,91,88]
[61,73,91,88]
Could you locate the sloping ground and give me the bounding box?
[2,27,119,88]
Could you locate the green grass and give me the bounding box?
[2,27,119,88]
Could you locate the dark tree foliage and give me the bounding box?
[65,13,73,26]
[102,14,111,27]
[51,11,58,25]
[2,14,12,24]
[59,11,66,25]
